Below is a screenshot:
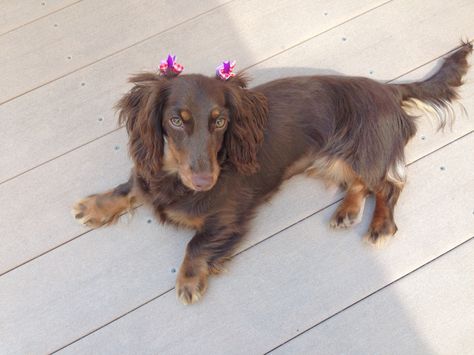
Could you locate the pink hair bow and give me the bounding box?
[216,60,236,80]
[159,54,184,76]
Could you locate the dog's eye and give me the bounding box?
[170,116,183,128]
[215,117,227,129]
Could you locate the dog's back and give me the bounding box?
[249,42,471,246]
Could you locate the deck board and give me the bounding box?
[57,133,474,354]
[271,237,474,354]
[248,0,474,86]
[0,0,473,353]
[0,0,80,35]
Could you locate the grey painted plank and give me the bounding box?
[0,0,386,183]
[0,206,188,354]
[0,58,472,277]
[57,132,474,354]
[271,238,474,355]
[0,0,80,35]
[248,0,474,87]
[0,0,228,103]
[0,129,132,274]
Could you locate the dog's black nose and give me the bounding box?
[191,174,213,190]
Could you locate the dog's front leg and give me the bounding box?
[72,175,139,227]
[176,226,243,305]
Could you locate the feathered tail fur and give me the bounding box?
[393,41,472,128]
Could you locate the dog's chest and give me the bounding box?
[144,174,210,231]
[151,186,207,231]
[153,194,207,231]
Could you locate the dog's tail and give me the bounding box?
[392,41,472,129]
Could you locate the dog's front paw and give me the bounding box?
[72,195,109,228]
[72,193,124,228]
[176,265,209,305]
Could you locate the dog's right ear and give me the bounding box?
[116,73,169,179]
[224,73,268,175]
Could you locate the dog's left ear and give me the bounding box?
[224,74,268,175]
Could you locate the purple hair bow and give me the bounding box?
[159,54,184,76]
[216,60,236,80]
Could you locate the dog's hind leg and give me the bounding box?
[330,178,369,229]
[364,179,402,247]
[72,175,139,228]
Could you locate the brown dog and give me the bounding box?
[73,42,472,304]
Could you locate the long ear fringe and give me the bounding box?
[225,83,268,175]
[116,74,167,179]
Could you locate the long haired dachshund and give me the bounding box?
[73,42,472,304]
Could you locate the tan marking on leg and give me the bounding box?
[330,179,369,229]
[176,252,210,305]
[72,185,139,228]
[364,182,400,248]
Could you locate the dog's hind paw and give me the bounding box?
[330,204,364,229]
[364,221,398,248]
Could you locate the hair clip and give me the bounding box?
[159,54,184,76]
[216,60,236,80]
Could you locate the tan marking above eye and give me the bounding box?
[180,110,191,121]
[211,109,221,119]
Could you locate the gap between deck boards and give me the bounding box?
[0,1,82,37]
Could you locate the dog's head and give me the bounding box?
[117,72,268,191]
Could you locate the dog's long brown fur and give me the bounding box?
[73,42,472,304]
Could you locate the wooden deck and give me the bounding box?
[1,0,473,353]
